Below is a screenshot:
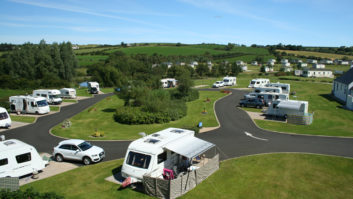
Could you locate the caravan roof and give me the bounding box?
[128,128,214,159]
[276,100,308,110]
[0,139,33,153]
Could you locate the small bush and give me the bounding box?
[0,188,64,199]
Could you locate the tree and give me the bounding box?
[176,68,193,97]
[230,62,242,76]
[195,63,209,77]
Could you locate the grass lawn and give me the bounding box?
[76,88,92,97]
[240,107,263,113]
[22,154,353,199]
[51,91,227,140]
[76,55,108,66]
[10,115,36,123]
[49,106,60,112]
[63,99,78,103]
[101,87,114,93]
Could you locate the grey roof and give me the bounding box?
[335,67,353,85]
[305,68,331,71]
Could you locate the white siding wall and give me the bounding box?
[333,81,347,102]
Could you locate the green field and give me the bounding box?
[22,154,353,199]
[49,106,60,112]
[10,115,36,123]
[76,55,108,66]
[278,49,353,60]
[51,91,227,140]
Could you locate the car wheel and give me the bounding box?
[55,154,64,162]
[83,157,91,165]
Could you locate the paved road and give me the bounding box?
[2,90,353,163]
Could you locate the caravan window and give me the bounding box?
[16,152,31,164]
[0,112,9,120]
[41,94,47,97]
[37,100,48,107]
[250,81,255,84]
[157,152,167,164]
[126,151,151,169]
[0,158,8,166]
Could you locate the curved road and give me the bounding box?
[2,90,353,163]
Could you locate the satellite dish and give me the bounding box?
[138,132,147,137]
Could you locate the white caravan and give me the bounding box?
[160,78,177,88]
[265,82,291,94]
[60,88,76,99]
[254,86,282,94]
[33,89,62,105]
[9,96,50,114]
[266,100,308,118]
[121,128,215,183]
[0,107,11,128]
[88,82,100,94]
[245,92,289,106]
[0,137,48,178]
[222,76,236,86]
[248,79,270,88]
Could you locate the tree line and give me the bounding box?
[0,40,77,89]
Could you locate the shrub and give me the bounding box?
[0,188,64,199]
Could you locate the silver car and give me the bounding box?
[53,139,105,165]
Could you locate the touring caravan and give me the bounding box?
[223,76,236,86]
[9,96,50,114]
[160,78,177,88]
[265,82,291,94]
[121,128,215,184]
[248,79,270,88]
[60,88,76,99]
[33,89,62,105]
[0,107,11,128]
[0,137,48,178]
[266,100,308,118]
[254,87,282,94]
[88,82,100,94]
[244,92,289,106]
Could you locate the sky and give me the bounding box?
[0,0,352,46]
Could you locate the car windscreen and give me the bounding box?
[0,112,8,120]
[251,81,255,84]
[37,100,48,107]
[223,79,229,82]
[126,151,151,169]
[49,94,60,99]
[78,141,93,151]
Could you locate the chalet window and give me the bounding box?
[16,152,31,164]
[0,158,8,166]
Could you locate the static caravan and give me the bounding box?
[254,86,282,94]
[245,92,289,106]
[266,100,308,118]
[265,82,291,94]
[121,128,215,184]
[88,82,100,94]
[0,107,11,128]
[223,76,236,86]
[0,137,47,178]
[248,79,270,88]
[160,78,177,88]
[33,89,62,105]
[9,96,50,115]
[60,88,76,99]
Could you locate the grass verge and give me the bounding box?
[51,91,227,140]
[10,115,36,123]
[22,154,353,199]
[49,106,60,112]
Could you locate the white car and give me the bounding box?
[212,81,224,88]
[53,139,105,165]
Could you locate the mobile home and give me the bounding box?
[254,86,282,94]
[9,96,50,115]
[33,89,62,105]
[0,137,47,178]
[266,100,308,118]
[88,82,100,94]
[245,92,289,106]
[60,88,76,99]
[265,82,291,94]
[0,107,11,128]
[121,128,215,184]
[248,78,270,88]
[222,76,236,86]
[160,78,177,88]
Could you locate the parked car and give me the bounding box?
[53,139,105,165]
[212,81,224,88]
[239,98,265,109]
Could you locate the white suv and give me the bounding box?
[212,81,224,88]
[53,139,105,165]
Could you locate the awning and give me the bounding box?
[164,136,215,159]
